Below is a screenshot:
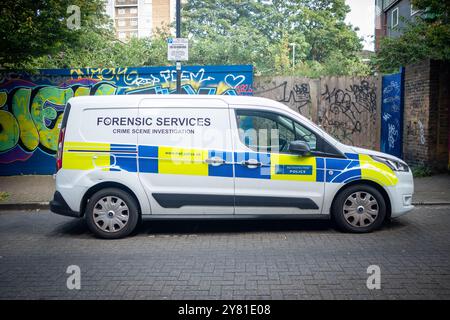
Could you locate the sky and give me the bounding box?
[345,0,375,51]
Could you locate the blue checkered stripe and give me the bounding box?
[324,153,362,183]
[110,144,138,172]
[109,143,363,184]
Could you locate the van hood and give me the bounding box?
[350,146,405,163]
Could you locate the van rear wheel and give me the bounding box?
[85,188,139,239]
[332,184,386,233]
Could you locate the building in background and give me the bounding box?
[375,0,422,51]
[105,0,177,41]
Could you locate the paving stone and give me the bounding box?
[0,206,449,299]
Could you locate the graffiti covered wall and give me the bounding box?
[0,65,253,175]
[253,77,320,121]
[254,76,380,149]
[381,70,404,158]
[319,77,378,149]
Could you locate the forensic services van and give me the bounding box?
[50,95,414,238]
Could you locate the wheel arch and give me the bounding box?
[331,179,392,220]
[80,181,142,217]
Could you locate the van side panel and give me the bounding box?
[229,105,326,215]
[137,103,235,215]
[56,102,151,215]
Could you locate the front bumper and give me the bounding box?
[50,191,82,218]
[387,170,415,218]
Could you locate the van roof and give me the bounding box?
[67,94,293,114]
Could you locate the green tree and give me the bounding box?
[182,0,364,75]
[4,0,368,77]
[375,0,450,73]
[0,0,111,69]
[27,27,172,69]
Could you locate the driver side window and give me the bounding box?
[235,109,317,153]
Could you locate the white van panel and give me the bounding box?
[79,108,139,145]
[59,104,149,214]
[139,97,229,109]
[135,107,233,150]
[137,106,235,215]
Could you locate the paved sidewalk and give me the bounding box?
[413,174,450,204]
[0,175,54,204]
[0,173,449,206]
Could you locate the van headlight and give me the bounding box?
[370,155,410,172]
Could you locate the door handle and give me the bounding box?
[205,156,225,166]
[242,159,262,168]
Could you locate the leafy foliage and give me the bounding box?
[411,164,432,178]
[0,0,110,68]
[182,0,367,76]
[3,0,370,76]
[0,191,9,202]
[26,29,172,69]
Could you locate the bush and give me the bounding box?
[411,165,433,178]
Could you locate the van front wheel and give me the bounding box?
[85,188,139,239]
[332,184,386,233]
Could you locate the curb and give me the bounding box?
[0,202,49,211]
[412,202,450,206]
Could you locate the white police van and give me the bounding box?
[51,95,414,238]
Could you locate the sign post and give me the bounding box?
[175,0,183,94]
[167,38,188,94]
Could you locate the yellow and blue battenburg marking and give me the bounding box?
[63,142,138,172]
[138,146,234,177]
[110,144,138,172]
[324,153,362,183]
[62,142,398,186]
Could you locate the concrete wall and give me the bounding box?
[254,76,381,150]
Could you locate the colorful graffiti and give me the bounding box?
[0,65,253,175]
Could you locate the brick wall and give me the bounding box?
[438,62,450,170]
[403,59,449,171]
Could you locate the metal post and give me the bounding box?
[176,0,181,94]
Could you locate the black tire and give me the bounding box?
[332,184,386,233]
[85,188,139,239]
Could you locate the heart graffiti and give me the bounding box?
[224,74,245,88]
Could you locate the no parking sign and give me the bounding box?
[167,38,189,61]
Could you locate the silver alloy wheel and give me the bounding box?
[343,191,379,228]
[93,196,129,233]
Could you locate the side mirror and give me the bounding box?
[288,140,311,155]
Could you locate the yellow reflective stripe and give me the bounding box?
[62,141,110,170]
[270,154,316,181]
[359,154,398,186]
[158,147,208,176]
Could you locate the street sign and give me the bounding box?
[167,38,189,61]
